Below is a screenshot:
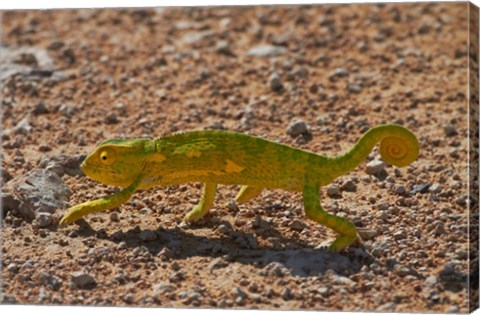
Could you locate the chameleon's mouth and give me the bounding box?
[80,162,119,175]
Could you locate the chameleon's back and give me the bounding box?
[147,130,326,191]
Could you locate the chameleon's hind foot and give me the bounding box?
[184,182,217,223]
[328,233,362,252]
[183,204,210,223]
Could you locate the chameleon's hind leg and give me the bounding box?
[235,185,263,204]
[303,181,361,252]
[60,175,143,225]
[184,182,217,223]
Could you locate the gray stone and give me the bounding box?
[247,44,287,57]
[3,169,71,220]
[70,271,96,288]
[1,46,55,81]
[366,160,386,175]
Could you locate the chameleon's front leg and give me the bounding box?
[183,182,217,223]
[303,180,361,251]
[59,175,143,225]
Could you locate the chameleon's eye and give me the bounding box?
[99,149,116,166]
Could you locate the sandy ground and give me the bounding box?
[0,2,476,312]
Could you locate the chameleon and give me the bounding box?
[59,124,419,251]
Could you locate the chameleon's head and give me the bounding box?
[81,138,152,187]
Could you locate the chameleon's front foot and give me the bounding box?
[59,203,91,225]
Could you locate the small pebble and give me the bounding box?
[393,184,406,195]
[327,184,341,197]
[36,212,52,227]
[393,231,406,240]
[32,102,48,115]
[443,124,458,137]
[365,160,385,175]
[217,223,232,234]
[7,263,18,273]
[110,212,119,222]
[424,275,437,287]
[246,44,287,57]
[328,67,349,81]
[139,230,157,241]
[231,287,247,299]
[70,271,96,288]
[340,179,357,192]
[105,112,119,124]
[268,72,283,92]
[216,40,233,55]
[286,119,309,138]
[289,219,306,231]
[411,184,431,194]
[152,282,175,296]
[281,288,292,300]
[13,118,33,135]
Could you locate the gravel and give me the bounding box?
[0,3,471,313]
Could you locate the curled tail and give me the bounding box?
[330,124,419,176]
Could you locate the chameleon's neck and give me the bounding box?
[327,124,419,178]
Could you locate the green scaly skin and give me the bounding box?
[59,124,419,251]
